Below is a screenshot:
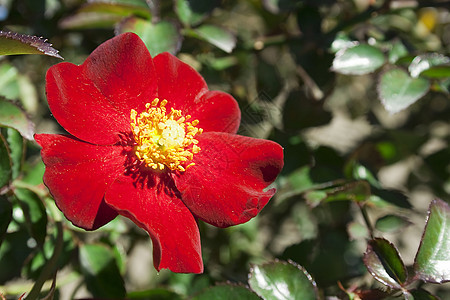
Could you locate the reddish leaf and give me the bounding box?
[363,238,407,288]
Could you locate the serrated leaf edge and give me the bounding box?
[0,30,63,59]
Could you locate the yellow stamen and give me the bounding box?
[130,98,202,172]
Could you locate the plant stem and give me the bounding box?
[24,222,63,300]
[359,202,374,238]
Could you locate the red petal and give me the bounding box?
[104,173,203,273]
[46,33,157,145]
[190,91,241,134]
[35,134,126,230]
[153,53,240,133]
[83,33,157,116]
[175,132,284,228]
[153,52,208,111]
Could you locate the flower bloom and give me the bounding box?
[35,33,284,273]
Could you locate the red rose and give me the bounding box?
[35,33,283,273]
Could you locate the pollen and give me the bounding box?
[130,98,203,172]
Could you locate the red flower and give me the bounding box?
[35,33,284,273]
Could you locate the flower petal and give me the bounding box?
[153,52,208,111]
[83,33,157,116]
[190,90,241,134]
[35,134,126,230]
[104,173,203,273]
[46,33,157,145]
[153,53,240,133]
[175,132,284,228]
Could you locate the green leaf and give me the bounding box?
[107,0,149,6]
[248,260,318,300]
[420,65,450,79]
[0,63,19,100]
[60,0,150,30]
[0,196,12,248]
[80,243,126,299]
[378,68,430,113]
[0,97,35,140]
[189,25,236,53]
[368,190,412,209]
[192,284,260,300]
[408,53,450,78]
[60,12,125,30]
[345,161,381,188]
[199,55,238,71]
[330,181,371,202]
[14,188,47,246]
[363,238,408,288]
[0,133,12,189]
[407,288,440,300]
[127,288,182,300]
[285,166,315,195]
[332,44,385,75]
[175,0,218,26]
[21,159,45,186]
[330,33,358,53]
[117,18,182,55]
[0,64,39,113]
[414,199,450,283]
[78,0,150,19]
[388,40,408,64]
[0,31,62,59]
[304,190,327,206]
[375,215,411,233]
[304,181,371,207]
[0,229,35,283]
[5,128,23,179]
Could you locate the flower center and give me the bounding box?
[130,98,202,172]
